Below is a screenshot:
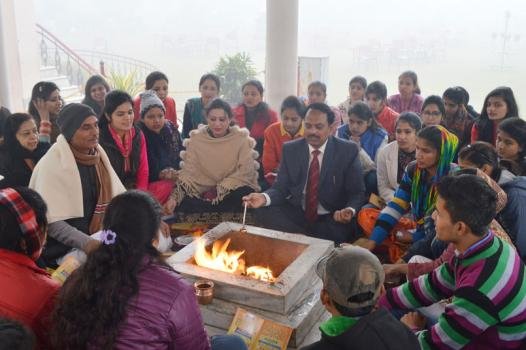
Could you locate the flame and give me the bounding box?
[194,238,276,283]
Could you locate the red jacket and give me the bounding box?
[133,95,178,127]
[233,104,278,142]
[0,249,60,349]
[262,121,304,175]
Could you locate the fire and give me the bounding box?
[194,238,276,283]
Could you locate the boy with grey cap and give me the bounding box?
[301,245,419,350]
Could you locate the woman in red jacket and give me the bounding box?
[0,187,59,349]
[233,80,278,158]
[233,80,277,188]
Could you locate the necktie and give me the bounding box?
[305,150,320,223]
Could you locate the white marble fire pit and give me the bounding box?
[167,222,333,347]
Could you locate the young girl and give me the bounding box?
[28,81,62,143]
[338,75,367,121]
[421,95,445,127]
[81,75,110,118]
[387,71,424,114]
[337,101,387,161]
[307,80,343,128]
[133,71,178,126]
[356,125,459,261]
[497,117,526,176]
[471,86,519,144]
[182,73,221,139]
[376,112,422,203]
[138,90,183,204]
[99,90,149,190]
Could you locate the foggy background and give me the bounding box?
[35,0,525,114]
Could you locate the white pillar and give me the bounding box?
[0,0,39,111]
[265,0,298,112]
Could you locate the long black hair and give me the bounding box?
[82,75,110,116]
[475,87,519,143]
[51,190,164,349]
[100,90,134,128]
[27,81,60,123]
[458,141,502,181]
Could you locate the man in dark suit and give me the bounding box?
[243,103,365,244]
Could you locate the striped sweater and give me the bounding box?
[371,162,423,244]
[378,233,526,349]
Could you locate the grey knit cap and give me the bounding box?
[140,90,165,118]
[57,103,96,141]
[316,245,385,310]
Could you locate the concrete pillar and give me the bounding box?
[265,0,298,112]
[0,0,39,111]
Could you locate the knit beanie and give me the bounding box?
[140,90,165,118]
[57,103,96,141]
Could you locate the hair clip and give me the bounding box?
[100,229,117,245]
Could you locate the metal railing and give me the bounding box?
[76,50,157,84]
[36,23,158,91]
[36,23,98,87]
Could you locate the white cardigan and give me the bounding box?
[375,141,400,203]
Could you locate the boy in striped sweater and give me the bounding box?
[378,174,526,349]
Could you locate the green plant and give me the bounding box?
[106,70,144,97]
[212,52,257,104]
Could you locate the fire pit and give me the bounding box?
[168,222,333,347]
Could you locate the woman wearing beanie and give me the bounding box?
[133,71,178,126]
[81,75,110,118]
[138,90,183,204]
[165,98,260,214]
[0,113,51,188]
[29,103,125,267]
[99,90,149,190]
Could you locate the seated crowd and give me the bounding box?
[1,68,526,349]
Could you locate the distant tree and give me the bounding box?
[212,52,257,104]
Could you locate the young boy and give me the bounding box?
[262,96,305,185]
[365,81,399,141]
[378,174,526,349]
[301,245,419,349]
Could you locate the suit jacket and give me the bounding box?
[265,136,365,212]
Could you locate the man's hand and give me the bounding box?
[242,193,267,209]
[333,208,354,223]
[83,239,101,254]
[353,237,376,251]
[401,312,427,331]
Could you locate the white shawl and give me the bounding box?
[29,135,125,223]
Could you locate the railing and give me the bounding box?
[36,23,158,91]
[76,50,157,85]
[36,23,98,87]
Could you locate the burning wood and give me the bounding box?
[194,237,276,283]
